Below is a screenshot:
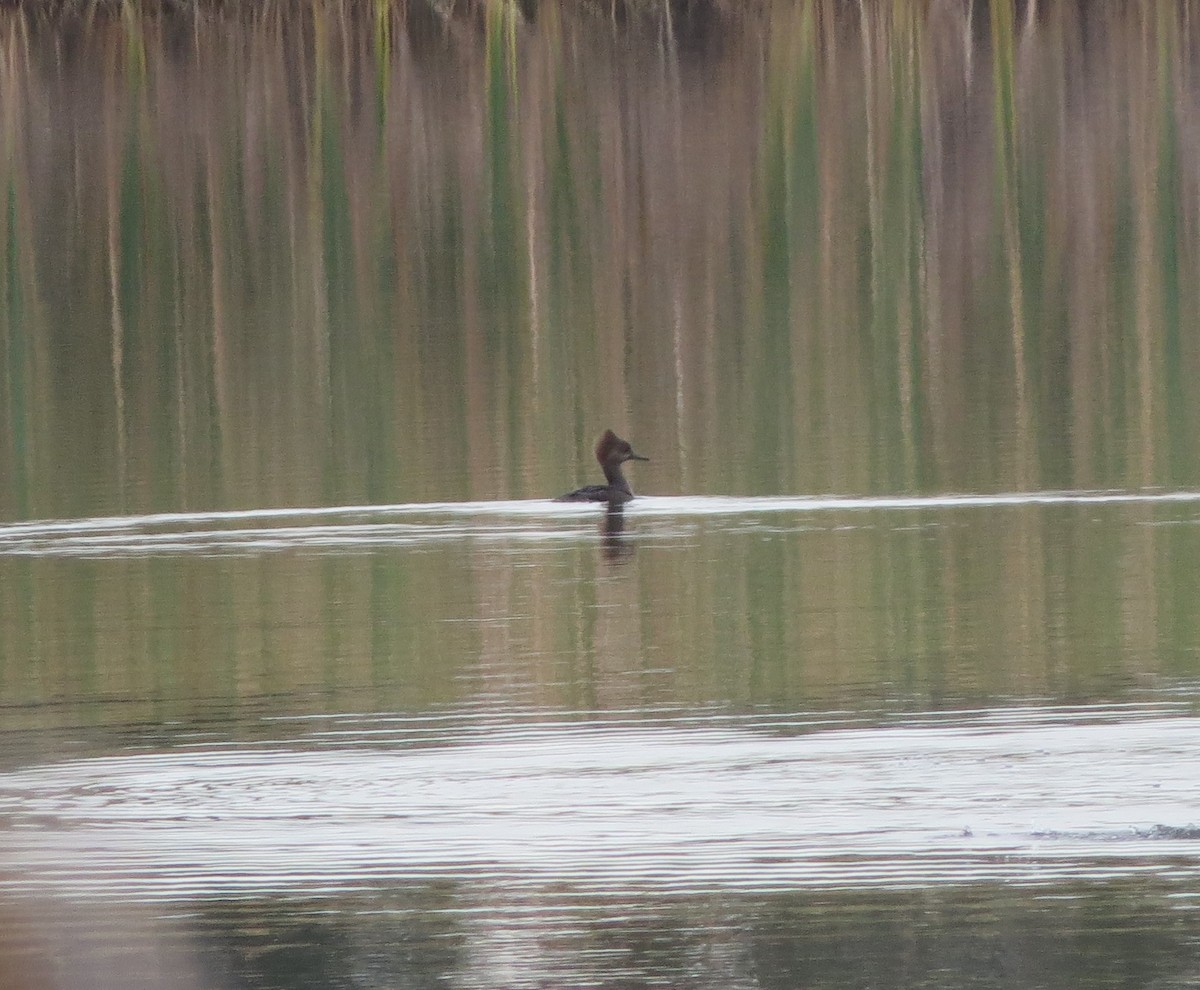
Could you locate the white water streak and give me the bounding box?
[2,710,1198,900]
[0,489,1196,559]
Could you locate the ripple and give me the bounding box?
[0,489,1197,559]
[1,708,1198,901]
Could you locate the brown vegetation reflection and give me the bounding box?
[1,2,1200,724]
[1,2,1199,514]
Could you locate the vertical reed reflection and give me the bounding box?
[0,3,1199,724]
[2,3,1199,512]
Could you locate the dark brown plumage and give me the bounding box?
[556,430,649,504]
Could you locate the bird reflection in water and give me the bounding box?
[601,502,635,562]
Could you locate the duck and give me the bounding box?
[555,430,649,504]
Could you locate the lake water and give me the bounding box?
[3,3,1200,988]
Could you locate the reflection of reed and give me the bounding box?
[5,1,1196,506]
[0,3,1199,721]
[0,19,40,520]
[991,0,1031,491]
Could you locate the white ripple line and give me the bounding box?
[2,714,1199,899]
[1,488,1197,538]
[1,489,1196,558]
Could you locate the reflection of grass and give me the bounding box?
[12,0,749,18]
[0,2,1194,498]
[1,2,1200,722]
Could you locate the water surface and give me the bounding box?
[3,2,1200,988]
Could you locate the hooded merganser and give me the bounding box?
[556,430,649,504]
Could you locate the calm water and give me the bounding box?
[3,2,1200,988]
